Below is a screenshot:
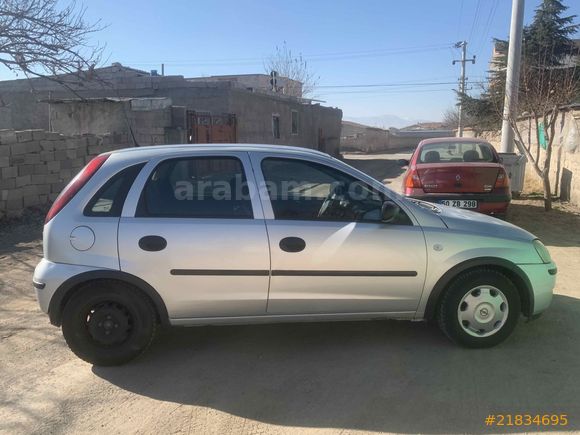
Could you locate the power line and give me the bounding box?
[468,0,483,43]
[315,80,484,89]
[125,43,455,67]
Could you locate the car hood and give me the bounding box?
[434,203,536,242]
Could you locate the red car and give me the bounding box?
[400,137,511,218]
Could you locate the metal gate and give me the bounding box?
[187,111,237,144]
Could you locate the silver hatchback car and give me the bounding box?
[33,144,556,365]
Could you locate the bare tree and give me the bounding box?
[509,57,579,211]
[265,42,319,97]
[0,0,104,91]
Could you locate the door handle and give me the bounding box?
[279,237,306,253]
[138,235,167,252]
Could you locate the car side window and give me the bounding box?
[136,157,253,219]
[261,157,411,224]
[84,163,145,217]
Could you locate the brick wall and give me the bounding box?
[0,129,131,218]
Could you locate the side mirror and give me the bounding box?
[381,200,400,223]
[397,159,410,167]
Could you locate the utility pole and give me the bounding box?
[453,41,475,137]
[500,0,525,152]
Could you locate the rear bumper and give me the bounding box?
[406,192,511,215]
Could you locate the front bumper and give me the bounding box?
[518,261,557,315]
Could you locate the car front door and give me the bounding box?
[252,153,427,316]
[118,152,270,320]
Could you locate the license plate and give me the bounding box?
[439,199,478,209]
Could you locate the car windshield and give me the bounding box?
[418,142,497,164]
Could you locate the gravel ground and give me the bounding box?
[1,154,580,434]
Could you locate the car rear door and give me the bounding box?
[251,153,427,315]
[118,151,270,320]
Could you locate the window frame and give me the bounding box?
[290,110,299,135]
[259,156,412,225]
[272,114,281,139]
[83,163,145,217]
[135,155,254,219]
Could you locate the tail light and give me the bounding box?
[405,168,422,189]
[494,168,510,189]
[45,154,110,224]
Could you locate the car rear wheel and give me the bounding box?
[437,268,521,348]
[61,281,157,366]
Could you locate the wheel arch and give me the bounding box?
[48,270,170,327]
[424,257,534,320]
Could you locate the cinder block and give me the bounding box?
[16,130,33,143]
[38,194,48,204]
[0,130,16,144]
[25,153,41,164]
[60,158,72,169]
[31,174,46,184]
[15,175,31,187]
[18,165,34,176]
[48,193,59,201]
[6,198,23,211]
[51,182,66,193]
[37,184,50,195]
[0,178,15,190]
[6,188,23,200]
[0,156,8,168]
[47,161,60,173]
[76,145,88,157]
[65,149,76,159]
[26,141,41,153]
[23,195,40,207]
[71,158,85,168]
[54,150,67,160]
[1,190,7,201]
[86,136,100,146]
[40,151,55,162]
[0,145,10,156]
[22,185,38,196]
[40,140,56,151]
[52,140,67,150]
[44,132,63,141]
[1,166,17,178]
[32,130,46,141]
[45,174,60,184]
[10,143,27,156]
[33,164,48,175]
[10,155,25,165]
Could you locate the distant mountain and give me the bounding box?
[343,114,431,130]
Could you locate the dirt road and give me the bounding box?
[1,153,580,434]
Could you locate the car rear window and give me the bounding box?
[418,142,497,164]
[84,163,145,217]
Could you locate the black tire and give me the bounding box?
[61,280,157,366]
[437,268,521,348]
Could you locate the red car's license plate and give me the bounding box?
[440,200,478,209]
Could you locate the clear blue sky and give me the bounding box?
[3,0,579,122]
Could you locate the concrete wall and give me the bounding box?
[0,129,130,218]
[464,107,580,207]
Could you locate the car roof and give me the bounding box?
[418,137,493,146]
[108,143,330,160]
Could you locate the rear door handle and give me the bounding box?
[279,237,306,253]
[139,235,167,252]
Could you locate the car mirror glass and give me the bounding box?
[381,200,400,223]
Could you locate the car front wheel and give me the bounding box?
[438,268,521,348]
[61,281,157,366]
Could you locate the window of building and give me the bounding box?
[84,163,145,217]
[291,110,299,135]
[272,114,281,139]
[261,157,411,225]
[137,157,253,219]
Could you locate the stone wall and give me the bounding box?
[0,129,130,218]
[464,106,580,207]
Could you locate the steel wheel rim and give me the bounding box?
[86,301,133,345]
[457,285,509,338]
